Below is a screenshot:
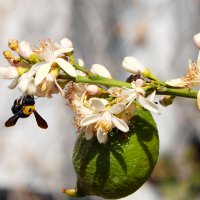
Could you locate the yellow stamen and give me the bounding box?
[96,120,111,133]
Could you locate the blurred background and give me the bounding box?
[0,0,200,199]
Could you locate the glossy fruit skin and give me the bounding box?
[73,108,159,199]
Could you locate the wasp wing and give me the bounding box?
[5,111,21,127]
[33,110,48,129]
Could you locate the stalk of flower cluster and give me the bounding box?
[73,63,198,99]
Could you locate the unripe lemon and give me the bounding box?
[64,108,159,199]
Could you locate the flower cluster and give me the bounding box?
[1,38,77,97]
[1,34,200,143]
[166,33,200,108]
[66,81,159,143]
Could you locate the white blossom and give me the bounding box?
[124,83,160,114]
[166,58,200,87]
[80,98,129,144]
[35,46,76,86]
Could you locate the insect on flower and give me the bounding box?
[5,95,48,129]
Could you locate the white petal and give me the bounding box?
[39,49,55,62]
[27,77,37,95]
[166,78,186,87]
[54,48,74,57]
[122,57,146,74]
[126,92,137,107]
[112,115,129,132]
[60,38,73,48]
[147,91,156,102]
[31,62,45,72]
[89,98,108,112]
[197,50,200,67]
[46,73,55,81]
[97,129,108,144]
[101,111,112,123]
[55,58,77,77]
[34,63,52,86]
[109,103,126,114]
[193,33,200,49]
[85,126,94,140]
[137,95,160,114]
[197,90,200,110]
[0,67,18,79]
[80,114,101,126]
[91,64,112,78]
[18,74,29,92]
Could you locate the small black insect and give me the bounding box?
[5,95,48,129]
[126,73,141,83]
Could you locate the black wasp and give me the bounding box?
[5,95,48,129]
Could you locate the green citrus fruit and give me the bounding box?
[64,108,159,199]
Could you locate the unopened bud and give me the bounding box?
[3,51,14,59]
[159,95,175,107]
[91,64,112,79]
[8,39,19,51]
[86,84,100,95]
[60,38,73,48]
[193,33,200,49]
[78,58,84,67]
[122,56,146,74]
[135,78,145,87]
[19,41,34,59]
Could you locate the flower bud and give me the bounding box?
[193,33,200,49]
[122,56,146,74]
[19,41,34,59]
[78,58,84,67]
[91,64,112,78]
[159,95,175,107]
[135,78,145,87]
[8,39,19,51]
[60,38,73,48]
[86,85,99,95]
[3,51,13,59]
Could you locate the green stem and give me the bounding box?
[61,73,198,99]
[73,63,93,76]
[76,75,132,88]
[156,87,198,99]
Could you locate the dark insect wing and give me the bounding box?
[5,111,22,127]
[33,110,48,129]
